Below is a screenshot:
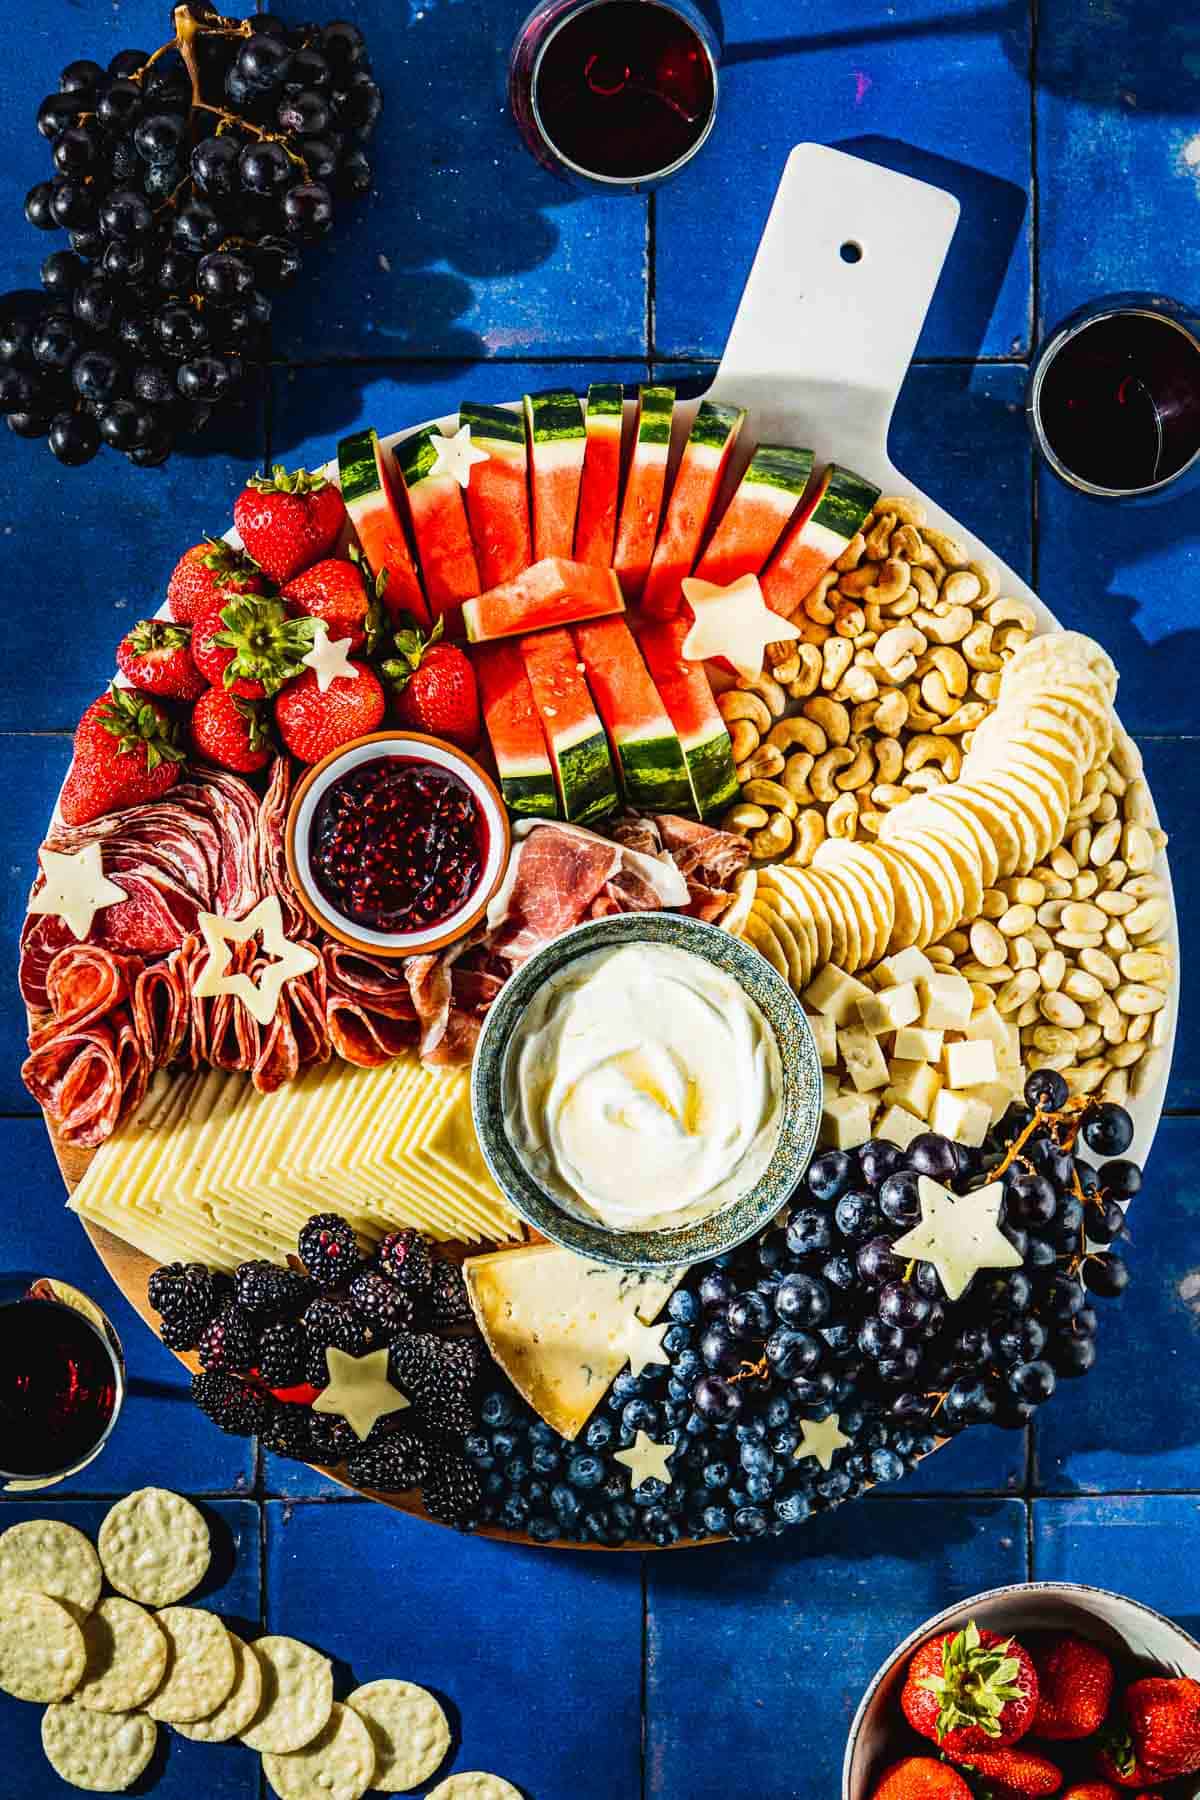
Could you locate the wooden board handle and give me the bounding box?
[708,143,960,467]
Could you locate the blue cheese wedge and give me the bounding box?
[463,1246,681,1439]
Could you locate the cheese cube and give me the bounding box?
[875,1104,926,1150]
[806,1011,838,1068]
[942,1038,998,1090]
[962,1075,1023,1127]
[856,982,920,1037]
[919,970,973,1032]
[930,1088,992,1147]
[804,964,874,1027]
[893,1025,944,1063]
[820,1093,873,1150]
[963,1004,1021,1073]
[883,1059,941,1120]
[873,946,935,990]
[822,1070,840,1105]
[837,1026,890,1093]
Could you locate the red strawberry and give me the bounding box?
[191,686,272,773]
[870,1759,973,1799]
[116,620,207,701]
[902,1621,1039,1758]
[1030,1634,1115,1740]
[191,595,315,699]
[382,618,480,751]
[1125,1676,1200,1779]
[1095,1732,1154,1789]
[955,1743,1063,1794]
[166,538,264,623]
[282,553,375,652]
[274,662,385,764]
[233,464,346,584]
[60,687,185,826]
[1062,1787,1122,1799]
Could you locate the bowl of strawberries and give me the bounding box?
[843,1584,1200,1800]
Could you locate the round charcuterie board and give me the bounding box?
[31,145,1177,1550]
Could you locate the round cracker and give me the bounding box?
[76,1598,167,1715]
[920,790,1001,890]
[427,1776,524,1800]
[909,807,985,924]
[884,837,958,944]
[869,843,928,954]
[98,1488,210,1608]
[758,871,819,982]
[0,1587,86,1702]
[347,1678,451,1792]
[753,891,808,988]
[41,1703,157,1793]
[769,866,832,970]
[814,842,895,969]
[144,1607,234,1723]
[0,1520,102,1624]
[948,781,1023,878]
[804,864,860,971]
[742,910,789,980]
[262,1701,375,1800]
[968,776,1045,871]
[174,1631,263,1743]
[240,1635,334,1755]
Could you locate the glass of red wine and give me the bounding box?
[1027,294,1200,502]
[0,1275,125,1490]
[509,0,720,191]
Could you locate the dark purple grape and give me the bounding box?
[878,1281,931,1332]
[38,94,83,140]
[132,363,175,407]
[726,1290,772,1339]
[858,1315,904,1360]
[72,350,123,403]
[1025,1067,1069,1112]
[155,303,208,356]
[48,409,100,464]
[72,279,119,332]
[197,252,254,304]
[156,251,196,297]
[109,49,151,79]
[1028,1135,1074,1189]
[993,1318,1046,1365]
[69,227,104,259]
[98,399,152,449]
[239,140,295,194]
[1010,1359,1056,1404]
[984,1270,1033,1316]
[805,1151,853,1205]
[100,240,150,284]
[0,367,38,412]
[300,137,339,184]
[877,1346,923,1385]
[177,356,233,402]
[100,188,153,240]
[128,428,174,467]
[251,234,303,286]
[282,180,334,239]
[41,251,85,299]
[97,79,143,131]
[892,1390,934,1421]
[320,19,367,70]
[335,72,382,138]
[337,147,372,199]
[1083,1252,1129,1299]
[907,1133,958,1183]
[7,409,55,438]
[1052,1335,1097,1378]
[278,89,330,137]
[698,1321,741,1374]
[1081,1102,1133,1159]
[773,1272,830,1328]
[1087,1197,1127,1246]
[942,1375,998,1428]
[789,1369,836,1405]
[53,126,101,174]
[765,1326,821,1379]
[858,1139,904,1189]
[172,201,224,254]
[117,312,157,357]
[692,1374,742,1423]
[60,58,103,94]
[878,1170,921,1227]
[1005,1170,1057,1227]
[833,1190,878,1243]
[698,1269,735,1312]
[288,45,333,90]
[237,33,293,90]
[786,1207,833,1257]
[49,177,98,231]
[191,135,241,197]
[856,1236,905,1288]
[134,112,187,165]
[31,315,80,372]
[1099,1158,1141,1203]
[1046,1272,1085,1319]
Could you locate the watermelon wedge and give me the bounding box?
[572,616,692,814]
[337,428,430,628]
[474,640,558,820]
[613,384,675,602]
[394,425,482,637]
[574,383,624,568]
[463,558,624,644]
[519,627,618,825]
[524,390,586,561]
[460,402,531,588]
[760,462,880,620]
[640,400,747,618]
[633,616,739,819]
[693,444,814,587]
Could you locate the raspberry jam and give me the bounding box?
[310,755,487,936]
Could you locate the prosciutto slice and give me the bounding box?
[22,1009,146,1148]
[484,820,688,965]
[650,813,750,919]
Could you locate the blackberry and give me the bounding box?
[376,1229,433,1295]
[197,1303,260,1373]
[192,1369,268,1437]
[421,1450,483,1526]
[302,1296,371,1358]
[418,1257,472,1329]
[306,1339,334,1389]
[261,1401,314,1462]
[306,1410,358,1466]
[389,1332,475,1438]
[234,1259,313,1318]
[346,1429,430,1493]
[256,1320,308,1388]
[347,1271,412,1338]
[298,1213,360,1289]
[148,1260,225,1348]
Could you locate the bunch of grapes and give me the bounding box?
[0,5,381,469]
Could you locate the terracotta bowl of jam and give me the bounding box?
[285,732,511,958]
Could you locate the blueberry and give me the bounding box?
[876,1347,922,1385]
[942,1376,999,1428]
[820,1322,855,1357]
[702,1504,730,1536]
[1046,1272,1086,1319]
[730,1506,769,1539]
[735,1417,767,1444]
[479,1391,512,1428]
[610,1371,645,1405]
[786,1206,834,1257]
[668,1288,699,1325]
[702,1459,731,1490]
[774,1492,812,1525]
[816,1470,853,1503]
[821,1252,857,1293]
[805,1150,853,1205]
[739,1440,773,1476]
[790,1369,837,1404]
[529,1516,558,1542]
[567,1453,604,1489]
[622,1398,659,1435]
[674,1349,703,1384]
[663,1323,693,1355]
[531,1444,561,1475]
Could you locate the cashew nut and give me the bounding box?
[749,812,794,859]
[904,734,962,779]
[962,621,1001,671]
[940,569,982,608]
[720,803,769,834]
[874,737,903,783]
[802,696,851,747]
[838,562,879,598]
[811,747,857,802]
[821,637,854,690]
[718,689,772,732]
[922,526,969,568]
[802,571,838,625]
[728,718,759,763]
[851,699,880,736]
[904,682,942,730]
[735,744,785,783]
[871,783,911,809]
[913,604,973,646]
[986,597,1037,633]
[835,531,867,572]
[782,752,814,803]
[737,669,787,716]
[930,645,969,697]
[890,523,923,563]
[826,792,860,839]
[787,644,822,698]
[834,662,878,705]
[768,715,827,756]
[765,645,801,683]
[919,670,959,717]
[875,496,928,527]
[865,512,897,562]
[994,622,1032,656]
[875,623,927,685]
[863,558,910,606]
[784,809,825,866]
[902,766,946,792]
[873,690,909,736]
[910,565,938,605]
[835,737,875,791]
[834,600,866,638]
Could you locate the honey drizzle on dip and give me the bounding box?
[503,941,783,1232]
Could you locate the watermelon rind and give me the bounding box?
[585,382,624,418]
[520,630,619,826]
[459,401,524,446]
[395,425,443,487]
[474,641,559,821]
[633,617,738,820]
[682,728,740,818]
[641,399,747,616]
[337,427,382,507]
[572,618,692,815]
[634,385,675,444]
[685,399,747,452]
[337,427,430,628]
[524,389,586,443]
[811,463,881,540]
[740,443,815,497]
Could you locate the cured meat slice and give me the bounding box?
[255,963,331,1093]
[483,825,623,965]
[323,945,417,1020]
[133,957,190,1071]
[22,1010,146,1148]
[257,757,310,939]
[28,945,142,1049]
[652,813,750,919]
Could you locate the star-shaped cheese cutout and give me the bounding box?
[680,572,802,681]
[891,1176,1022,1303]
[27,843,127,941]
[622,1315,671,1380]
[301,621,359,694]
[794,1411,851,1471]
[429,423,490,489]
[193,894,320,1027]
[613,1430,675,1491]
[311,1344,410,1442]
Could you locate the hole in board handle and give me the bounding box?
[839,240,864,265]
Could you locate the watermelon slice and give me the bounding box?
[640,400,747,618]
[571,616,692,814]
[760,462,880,620]
[524,390,586,561]
[613,384,676,602]
[574,383,624,568]
[463,558,624,644]
[394,425,482,637]
[693,444,814,587]
[633,616,739,819]
[474,640,558,820]
[519,627,618,825]
[460,402,532,588]
[337,428,430,628]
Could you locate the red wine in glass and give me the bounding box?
[0,1278,125,1487]
[1028,298,1200,499]
[510,0,719,189]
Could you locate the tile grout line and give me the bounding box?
[645,190,657,365]
[1028,0,1041,591]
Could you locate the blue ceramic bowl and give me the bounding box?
[470,910,823,1270]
